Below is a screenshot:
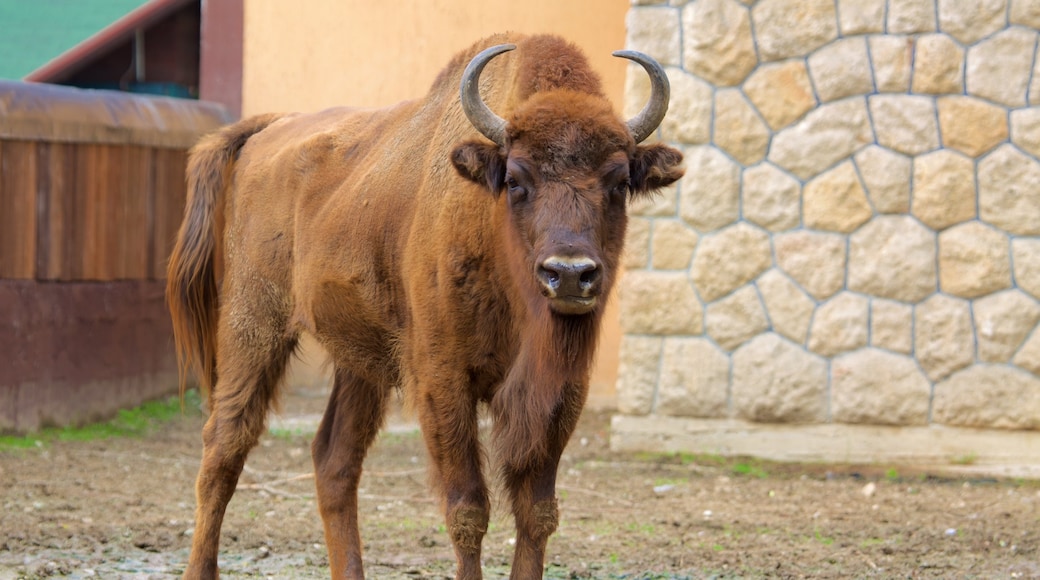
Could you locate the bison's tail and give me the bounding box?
[166,113,283,406]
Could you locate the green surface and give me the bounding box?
[0,0,149,80]
[0,389,201,451]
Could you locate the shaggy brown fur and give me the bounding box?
[167,33,683,580]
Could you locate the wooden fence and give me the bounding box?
[0,80,230,432]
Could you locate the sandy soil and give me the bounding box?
[2,385,1039,579]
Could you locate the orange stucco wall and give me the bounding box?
[240,0,629,406]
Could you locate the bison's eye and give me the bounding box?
[611,179,631,198]
[506,176,527,203]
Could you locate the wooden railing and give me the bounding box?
[0,80,230,432]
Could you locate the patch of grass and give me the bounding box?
[732,461,768,479]
[813,528,835,546]
[950,452,978,466]
[626,522,656,535]
[268,426,309,441]
[0,389,201,452]
[885,467,900,482]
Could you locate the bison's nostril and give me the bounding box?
[539,256,600,297]
[578,268,600,289]
[539,266,561,289]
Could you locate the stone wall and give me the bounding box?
[615,0,1040,466]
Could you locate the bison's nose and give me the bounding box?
[538,256,601,299]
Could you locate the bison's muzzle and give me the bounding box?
[537,255,601,315]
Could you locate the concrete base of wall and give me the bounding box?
[0,280,178,433]
[611,414,1040,479]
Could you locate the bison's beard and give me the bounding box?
[489,310,599,474]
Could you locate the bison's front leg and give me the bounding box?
[416,380,490,580]
[501,383,587,580]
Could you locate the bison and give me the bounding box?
[167,33,683,579]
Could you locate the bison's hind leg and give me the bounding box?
[184,289,298,580]
[311,368,389,579]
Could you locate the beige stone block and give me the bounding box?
[656,337,729,417]
[651,219,699,270]
[623,216,651,270]
[756,269,814,344]
[871,299,913,354]
[657,68,713,144]
[1011,0,1040,28]
[1010,107,1040,159]
[751,0,838,61]
[713,89,770,165]
[911,33,964,95]
[625,65,708,144]
[933,365,1040,429]
[681,0,757,86]
[974,290,1040,363]
[870,95,940,156]
[938,0,1007,44]
[690,223,773,302]
[938,221,1011,298]
[911,150,976,230]
[967,27,1038,108]
[978,144,1040,235]
[705,285,769,351]
[626,6,682,67]
[888,0,937,33]
[803,161,873,233]
[775,230,846,300]
[838,0,885,34]
[870,35,913,93]
[679,146,740,231]
[848,216,937,302]
[831,348,931,426]
[1012,238,1040,300]
[742,60,816,131]
[742,163,800,232]
[619,271,703,334]
[733,333,827,422]
[629,181,678,217]
[1013,330,1040,374]
[768,98,873,179]
[1032,45,1040,105]
[627,65,699,142]
[938,96,1009,158]
[616,335,663,415]
[853,145,911,213]
[915,294,974,381]
[808,292,869,357]
[808,37,874,102]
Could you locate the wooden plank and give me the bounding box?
[51,143,77,280]
[35,143,76,280]
[0,141,38,279]
[66,144,88,280]
[123,145,152,278]
[104,144,128,280]
[152,148,188,280]
[78,144,109,280]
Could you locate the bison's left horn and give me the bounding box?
[460,43,515,146]
[613,50,670,143]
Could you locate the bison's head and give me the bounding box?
[452,45,684,316]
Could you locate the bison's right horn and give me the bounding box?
[460,44,515,147]
[612,50,670,143]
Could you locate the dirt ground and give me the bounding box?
[2,384,1039,579]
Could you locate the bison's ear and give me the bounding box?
[630,143,684,199]
[452,141,506,195]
